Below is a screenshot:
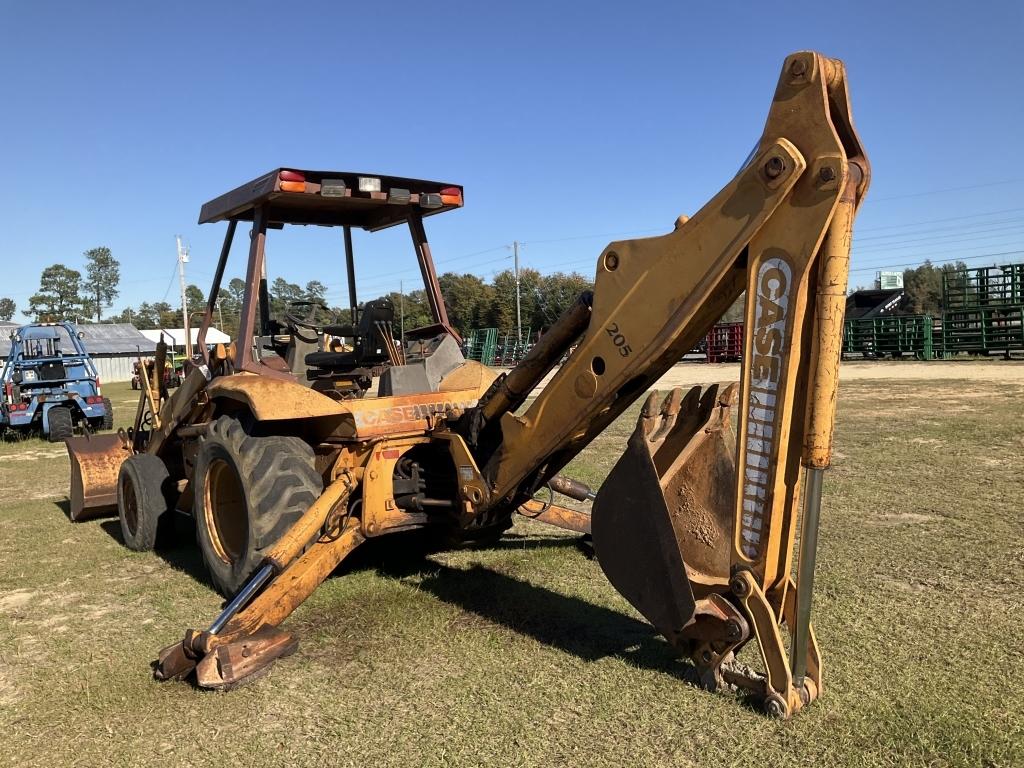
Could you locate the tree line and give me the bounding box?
[101,268,600,340]
[0,248,121,323]
[0,251,993,333]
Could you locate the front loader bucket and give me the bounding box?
[592,384,738,644]
[66,433,131,521]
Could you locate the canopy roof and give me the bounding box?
[198,168,463,231]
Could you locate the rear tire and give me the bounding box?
[100,397,114,430]
[47,406,73,442]
[117,454,175,551]
[194,416,323,597]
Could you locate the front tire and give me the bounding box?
[193,416,323,597]
[47,406,73,442]
[118,454,175,551]
[100,397,114,430]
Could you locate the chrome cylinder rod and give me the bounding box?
[791,466,824,689]
[207,563,275,635]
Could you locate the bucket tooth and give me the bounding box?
[592,384,739,644]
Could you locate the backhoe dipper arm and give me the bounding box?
[480,52,867,582]
[473,51,869,718]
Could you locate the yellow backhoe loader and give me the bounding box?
[67,50,868,718]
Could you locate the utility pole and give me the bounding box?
[513,240,522,342]
[176,235,192,358]
[399,279,405,343]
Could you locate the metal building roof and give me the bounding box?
[139,327,231,346]
[0,322,157,358]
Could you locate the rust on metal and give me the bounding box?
[408,211,460,343]
[592,385,739,639]
[194,627,299,690]
[517,500,592,534]
[206,373,349,422]
[333,386,490,440]
[66,433,129,520]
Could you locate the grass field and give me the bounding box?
[1,376,1022,767]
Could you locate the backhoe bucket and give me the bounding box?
[66,433,131,521]
[592,384,738,644]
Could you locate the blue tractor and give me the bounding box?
[1,322,113,442]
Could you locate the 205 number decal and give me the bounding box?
[605,322,632,357]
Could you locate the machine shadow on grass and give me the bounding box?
[73,509,734,702]
[88,512,215,591]
[77,509,755,703]
[338,532,709,689]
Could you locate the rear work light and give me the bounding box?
[279,170,307,193]
[419,193,442,209]
[440,187,463,206]
[358,177,381,193]
[387,188,411,205]
[321,179,347,197]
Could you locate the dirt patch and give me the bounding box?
[0,662,18,707]
[877,575,930,594]
[0,448,66,463]
[872,512,937,527]
[0,588,37,612]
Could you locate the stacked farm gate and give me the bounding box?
[706,322,743,362]
[495,329,532,366]
[464,328,498,366]
[941,263,1024,356]
[842,315,935,359]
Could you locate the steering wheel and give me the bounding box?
[284,300,332,332]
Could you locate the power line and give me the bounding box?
[853,225,1024,254]
[160,260,179,302]
[523,227,665,245]
[855,206,1024,234]
[848,249,1024,274]
[854,215,1024,243]
[851,237,1024,269]
[868,179,1024,202]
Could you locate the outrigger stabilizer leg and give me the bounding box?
[155,472,364,689]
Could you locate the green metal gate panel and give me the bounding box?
[465,328,498,366]
[495,327,531,366]
[943,262,1024,309]
[941,305,1024,354]
[843,315,934,359]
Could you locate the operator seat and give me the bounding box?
[305,298,396,370]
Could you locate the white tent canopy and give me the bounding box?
[139,327,231,347]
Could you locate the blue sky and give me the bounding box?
[0,1,1021,317]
